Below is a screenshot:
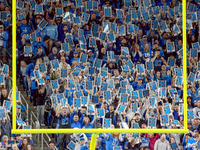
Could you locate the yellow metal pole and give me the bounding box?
[12,0,17,130]
[182,0,187,130]
[90,133,98,150]
[12,129,189,134]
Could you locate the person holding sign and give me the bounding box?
[56,105,71,150]
[34,85,46,127]
[103,125,124,150]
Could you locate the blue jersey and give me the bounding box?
[105,134,123,150]
[186,137,196,150]
[132,81,146,90]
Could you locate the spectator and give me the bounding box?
[47,141,56,150]
[154,134,170,150]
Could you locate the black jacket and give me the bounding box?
[35,89,47,106]
[105,111,119,125]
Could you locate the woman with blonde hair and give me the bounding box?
[12,144,19,150]
[71,60,80,70]
[81,114,97,139]
[142,43,151,62]
[131,44,143,63]
[1,135,8,147]
[127,138,142,150]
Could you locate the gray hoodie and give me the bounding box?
[0,120,11,138]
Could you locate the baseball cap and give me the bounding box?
[52,47,57,51]
[150,112,154,116]
[77,7,81,11]
[45,76,50,80]
[59,50,65,53]
[117,118,121,122]
[108,61,114,64]
[61,105,68,109]
[143,35,148,38]
[117,19,123,24]
[135,112,140,116]
[80,137,85,140]
[55,17,61,20]
[73,51,78,54]
[21,32,26,37]
[137,76,142,80]
[88,50,92,53]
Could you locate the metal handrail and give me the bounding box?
[20,93,29,119]
[30,111,40,146]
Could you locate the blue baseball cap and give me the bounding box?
[117,19,123,24]
[21,32,26,37]
[25,34,30,40]
[80,137,85,140]
[45,76,50,80]
[137,76,142,80]
[108,61,114,64]
[73,51,78,54]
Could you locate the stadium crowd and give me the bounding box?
[5,0,200,149]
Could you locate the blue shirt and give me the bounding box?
[162,75,172,86]
[70,112,83,128]
[36,28,47,41]
[20,24,32,36]
[46,25,58,40]
[80,145,89,150]
[186,137,196,150]
[105,133,123,150]
[32,41,46,55]
[132,81,146,90]
[139,42,152,52]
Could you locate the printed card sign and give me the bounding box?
[50,59,59,71]
[104,7,112,18]
[3,100,11,111]
[160,115,169,126]
[24,46,32,57]
[103,118,111,128]
[97,108,105,118]
[35,5,43,14]
[148,117,156,128]
[38,19,48,29]
[0,108,6,120]
[167,42,175,53]
[51,80,58,89]
[117,103,127,114]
